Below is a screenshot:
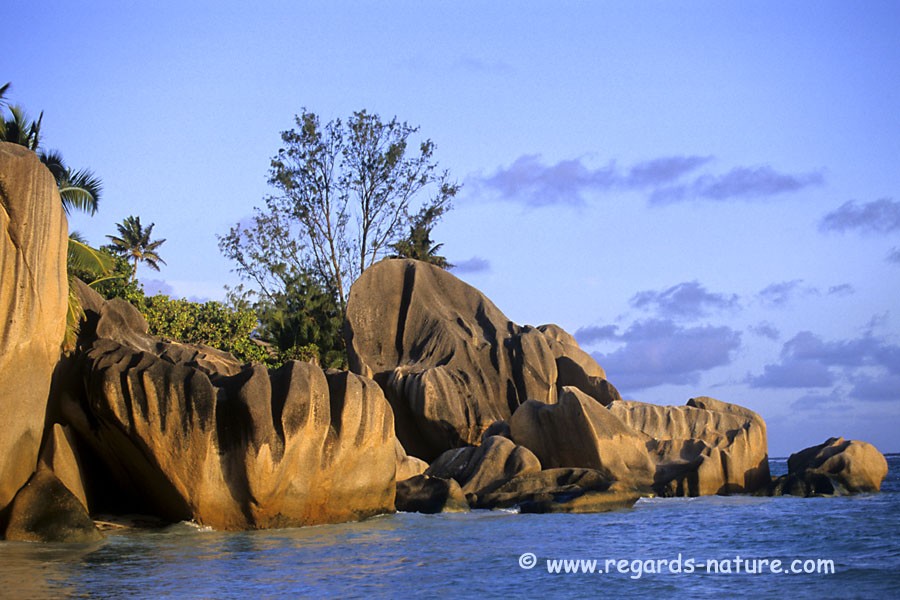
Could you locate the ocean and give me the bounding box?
[2,456,898,599]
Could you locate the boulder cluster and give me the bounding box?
[0,141,890,541]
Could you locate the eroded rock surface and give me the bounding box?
[470,468,639,513]
[395,475,469,513]
[0,143,68,515]
[770,437,888,496]
[509,388,656,492]
[4,468,102,543]
[63,285,397,530]
[425,435,542,497]
[609,397,770,496]
[344,259,616,460]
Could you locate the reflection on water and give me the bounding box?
[1,459,898,598]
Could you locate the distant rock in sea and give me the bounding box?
[770,437,889,496]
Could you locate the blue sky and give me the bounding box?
[3,1,898,456]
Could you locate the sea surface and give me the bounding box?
[2,456,898,599]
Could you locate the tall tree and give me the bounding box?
[220,109,459,315]
[106,215,167,281]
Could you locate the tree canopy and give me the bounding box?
[219,109,459,366]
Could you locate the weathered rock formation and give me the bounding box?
[61,283,397,530]
[3,468,102,543]
[344,259,619,460]
[425,435,542,497]
[395,439,429,482]
[609,397,770,496]
[770,437,888,496]
[509,388,656,493]
[0,143,69,517]
[1,140,889,536]
[395,475,469,514]
[471,468,640,513]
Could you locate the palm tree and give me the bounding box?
[1,104,42,151]
[106,216,167,281]
[390,203,453,269]
[39,150,102,215]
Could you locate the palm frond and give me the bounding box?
[38,150,67,182]
[64,278,85,351]
[58,167,101,215]
[68,236,114,277]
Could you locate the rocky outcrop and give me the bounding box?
[38,424,90,510]
[470,468,640,513]
[770,437,889,496]
[344,259,617,460]
[395,475,469,513]
[537,324,621,405]
[0,143,69,516]
[509,388,656,492]
[425,435,542,497]
[609,397,770,496]
[395,439,429,482]
[3,468,102,543]
[62,285,397,530]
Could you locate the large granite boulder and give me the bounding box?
[394,475,469,514]
[344,259,616,460]
[770,437,888,496]
[38,423,90,510]
[470,468,640,513]
[509,387,656,492]
[0,143,69,517]
[425,435,542,496]
[3,468,102,543]
[537,324,621,405]
[62,285,397,530]
[609,396,770,496]
[394,438,429,482]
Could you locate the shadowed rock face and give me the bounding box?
[770,437,888,496]
[608,397,771,496]
[63,284,397,530]
[3,468,102,543]
[344,259,617,460]
[394,475,469,514]
[470,468,640,513]
[0,143,69,516]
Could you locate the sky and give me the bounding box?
[3,1,899,456]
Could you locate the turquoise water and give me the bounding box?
[2,456,898,599]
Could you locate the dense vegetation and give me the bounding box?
[5,83,457,367]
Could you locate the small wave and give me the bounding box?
[179,520,215,532]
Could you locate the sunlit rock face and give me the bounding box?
[344,258,618,460]
[769,437,889,496]
[509,388,657,493]
[63,283,397,530]
[0,143,68,515]
[609,396,771,496]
